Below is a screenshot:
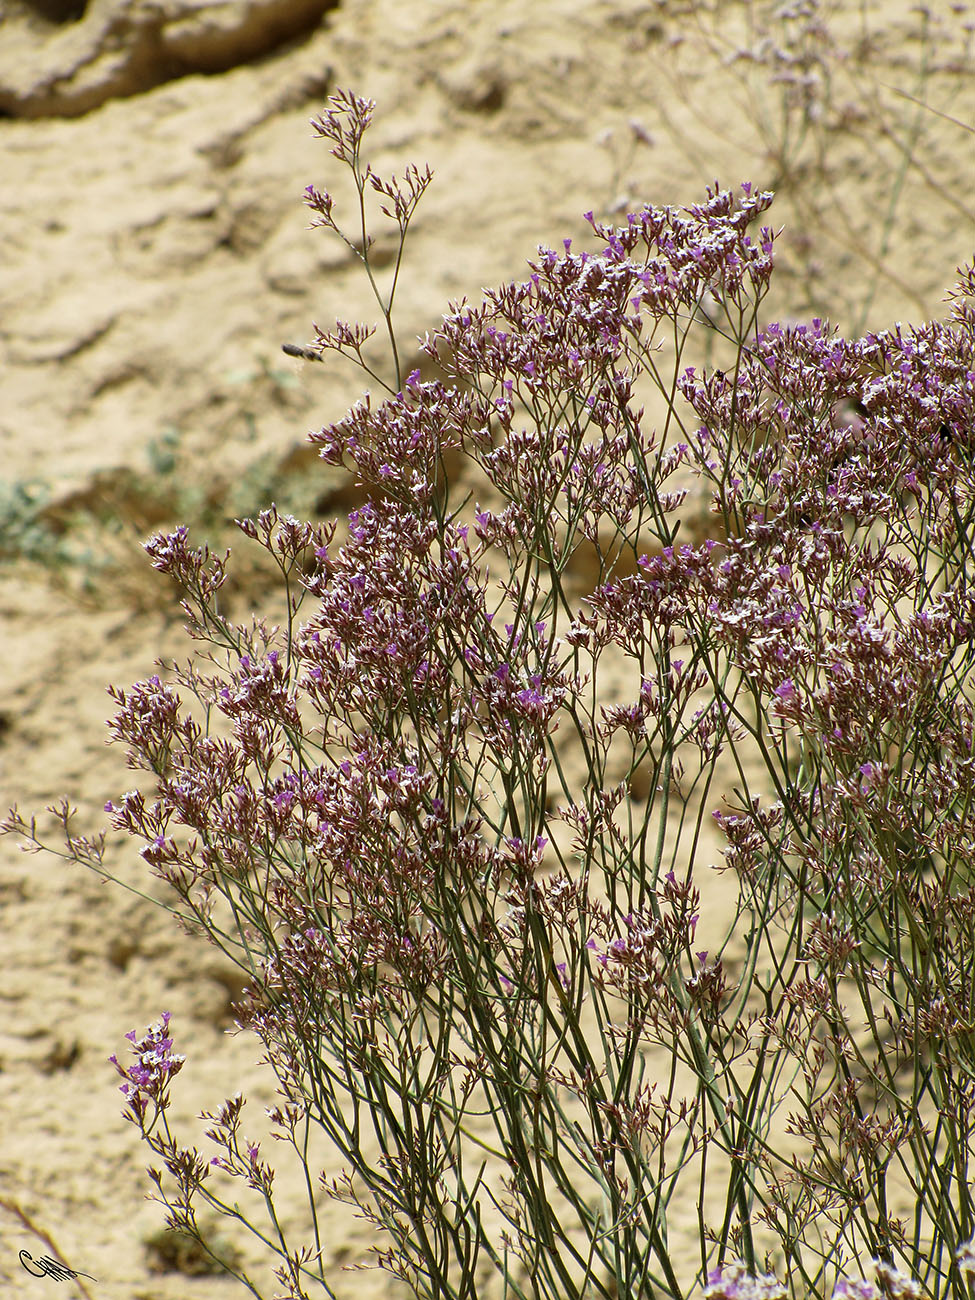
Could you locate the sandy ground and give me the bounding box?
[1,1,973,1296]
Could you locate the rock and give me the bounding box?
[0,0,337,118]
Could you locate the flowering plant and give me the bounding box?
[7,91,975,1300]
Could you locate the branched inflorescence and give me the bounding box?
[6,89,975,1300]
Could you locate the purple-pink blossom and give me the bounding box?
[109,1012,185,1123]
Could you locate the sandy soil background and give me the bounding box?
[1,1,973,1296]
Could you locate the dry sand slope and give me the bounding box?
[0,1,972,1297]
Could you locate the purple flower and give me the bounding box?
[705,1263,787,1300]
[833,1281,877,1300]
[515,684,548,715]
[109,1012,185,1124]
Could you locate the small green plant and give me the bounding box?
[0,478,66,566]
[144,1221,244,1277]
[0,413,332,608]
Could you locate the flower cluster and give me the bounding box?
[705,1262,788,1300]
[9,88,974,1300]
[109,1012,185,1125]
